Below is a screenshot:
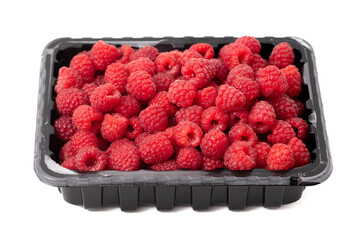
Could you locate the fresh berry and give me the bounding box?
[285,117,309,140]
[228,123,258,146]
[268,42,295,68]
[127,57,156,76]
[149,160,178,171]
[224,141,256,170]
[181,58,217,89]
[169,50,182,60]
[267,120,296,144]
[201,156,224,170]
[107,139,140,171]
[153,72,175,92]
[228,108,249,127]
[174,121,203,147]
[219,43,253,70]
[195,86,217,109]
[81,83,98,101]
[134,132,152,148]
[54,116,77,142]
[72,105,103,133]
[175,105,203,125]
[100,113,128,142]
[59,141,75,163]
[167,80,197,108]
[200,129,229,158]
[189,43,214,59]
[149,91,178,116]
[256,65,289,97]
[126,70,156,101]
[70,130,99,154]
[250,53,267,72]
[210,59,228,82]
[90,40,118,71]
[288,137,310,167]
[61,157,76,170]
[162,126,177,148]
[200,106,229,132]
[74,147,108,171]
[70,53,95,80]
[138,132,174,164]
[90,83,121,112]
[114,95,141,118]
[248,101,276,134]
[176,147,202,170]
[104,62,128,94]
[295,99,306,117]
[266,143,294,170]
[215,84,246,112]
[235,36,261,53]
[130,45,159,62]
[155,52,180,77]
[254,142,271,168]
[179,49,203,66]
[226,64,255,85]
[56,88,88,115]
[117,45,135,64]
[266,94,298,120]
[139,105,168,133]
[125,116,143,140]
[231,76,260,106]
[281,65,302,98]
[55,67,83,94]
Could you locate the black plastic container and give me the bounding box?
[34,37,332,211]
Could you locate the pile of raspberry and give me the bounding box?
[54,37,311,172]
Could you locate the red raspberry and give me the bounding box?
[200,129,229,158]
[149,159,178,171]
[226,64,254,85]
[200,106,229,132]
[219,43,253,70]
[61,157,76,170]
[139,105,168,133]
[90,40,118,71]
[72,105,103,133]
[90,83,121,112]
[167,80,197,108]
[114,95,141,118]
[235,36,261,53]
[54,116,77,142]
[230,77,260,106]
[174,121,203,147]
[59,141,75,163]
[94,75,105,86]
[215,84,246,112]
[189,43,214,59]
[224,141,256,170]
[153,72,175,92]
[117,45,135,64]
[70,53,95,80]
[266,94,298,120]
[134,132,152,148]
[228,123,258,146]
[175,105,203,125]
[104,62,128,94]
[181,58,217,89]
[254,142,271,168]
[130,45,159,62]
[268,42,295,68]
[155,52,180,77]
[56,88,88,115]
[127,57,156,76]
[125,116,143,140]
[201,156,224,171]
[250,53,267,72]
[126,70,156,101]
[55,67,84,94]
[248,101,276,134]
[288,137,310,167]
[81,83,98,101]
[107,139,140,171]
[74,147,108,172]
[100,113,128,142]
[285,117,309,140]
[256,65,289,97]
[163,126,177,148]
[267,120,296,145]
[176,147,202,170]
[149,91,178,117]
[210,59,228,82]
[281,65,302,98]
[70,130,99,154]
[195,86,217,109]
[294,99,306,117]
[138,132,174,164]
[228,108,249,127]
[169,50,182,60]
[266,143,295,170]
[179,49,203,66]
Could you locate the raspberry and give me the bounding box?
[268,42,295,68]
[215,84,246,112]
[127,57,156,76]
[90,40,118,71]
[72,105,103,133]
[117,45,135,64]
[54,116,77,142]
[149,159,178,171]
[201,156,224,171]
[210,59,228,82]
[100,113,128,142]
[174,121,203,147]
[175,105,203,125]
[130,45,159,62]
[74,147,108,172]
[90,83,121,112]
[94,75,105,86]
[104,62,128,94]
[139,105,168,133]
[59,141,75,163]
[248,101,276,134]
[149,91,178,117]
[230,76,260,106]
[281,65,302,98]
[266,143,295,170]
[179,49,203,66]
[167,80,196,108]
[267,120,296,145]
[219,43,253,70]
[55,67,84,94]
[256,65,289,97]
[266,94,298,120]
[189,43,214,59]
[228,123,258,146]
[228,108,249,127]
[107,139,140,171]
[70,130,99,154]
[162,126,177,148]
[254,142,271,168]
[235,36,261,53]
[288,137,310,167]
[125,116,143,140]
[126,70,156,101]
[181,58,217,89]
[114,95,140,118]
[226,64,255,85]
[170,50,182,60]
[200,106,229,132]
[134,132,152,148]
[250,53,267,72]
[200,129,229,158]
[81,83,98,101]
[294,99,306,117]
[138,132,174,164]
[224,141,256,170]
[56,88,88,116]
[153,72,175,92]
[285,117,309,140]
[70,53,95,80]
[194,86,217,109]
[61,157,76,170]
[176,147,202,170]
[155,53,180,77]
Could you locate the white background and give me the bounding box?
[0,0,359,239]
